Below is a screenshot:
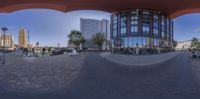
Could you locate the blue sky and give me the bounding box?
[0,9,199,46]
[174,13,200,42]
[0,9,110,47]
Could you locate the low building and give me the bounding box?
[0,34,14,50]
[176,40,191,51]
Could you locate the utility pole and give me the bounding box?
[1,27,8,64]
[28,30,30,47]
[105,19,109,51]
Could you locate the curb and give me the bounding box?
[100,52,180,66]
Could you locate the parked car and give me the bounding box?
[51,49,64,56]
[0,48,14,53]
[192,50,200,58]
[68,49,79,56]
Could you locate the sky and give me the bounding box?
[0,9,110,47]
[174,13,200,42]
[0,9,199,46]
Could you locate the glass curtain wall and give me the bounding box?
[120,14,127,36]
[111,9,174,55]
[142,11,150,35]
[112,15,118,37]
[130,11,139,33]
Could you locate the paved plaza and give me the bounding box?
[0,52,198,99]
[0,53,85,94]
[191,57,200,80]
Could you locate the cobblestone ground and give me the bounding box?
[0,53,85,94]
[191,57,200,80]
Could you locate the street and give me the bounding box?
[0,52,200,99]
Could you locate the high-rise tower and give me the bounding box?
[18,28,28,48]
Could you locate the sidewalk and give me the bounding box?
[100,52,180,66]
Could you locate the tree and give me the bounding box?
[68,30,85,49]
[197,41,200,49]
[173,40,178,48]
[92,33,106,50]
[36,41,40,47]
[191,37,199,49]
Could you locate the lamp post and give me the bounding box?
[1,27,8,64]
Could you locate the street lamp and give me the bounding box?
[1,27,8,64]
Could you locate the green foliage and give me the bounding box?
[173,40,178,48]
[191,37,200,49]
[92,33,106,50]
[36,42,40,47]
[68,30,85,48]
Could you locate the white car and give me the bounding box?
[68,49,79,56]
[192,51,200,58]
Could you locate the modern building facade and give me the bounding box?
[18,28,28,48]
[176,40,192,51]
[80,18,110,50]
[0,34,14,50]
[111,9,174,54]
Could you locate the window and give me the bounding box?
[166,18,169,39]
[112,15,118,37]
[153,38,158,47]
[128,37,133,48]
[123,37,129,48]
[136,37,146,48]
[170,21,173,41]
[153,14,159,35]
[142,11,150,34]
[131,11,139,33]
[131,26,138,33]
[137,37,142,47]
[132,37,137,47]
[143,26,150,33]
[120,14,127,35]
[161,16,165,38]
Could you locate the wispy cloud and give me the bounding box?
[195,28,200,32]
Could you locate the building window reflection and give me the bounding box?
[111,9,174,54]
[115,37,164,49]
[120,14,127,35]
[112,15,118,37]
[154,38,158,47]
[131,11,138,33]
[166,18,170,40]
[161,16,165,38]
[170,21,173,42]
[153,14,159,36]
[147,37,153,48]
[142,11,150,34]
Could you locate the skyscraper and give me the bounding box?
[18,28,28,48]
[80,18,110,50]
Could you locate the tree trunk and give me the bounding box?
[99,45,101,50]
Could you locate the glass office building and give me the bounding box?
[111,9,174,54]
